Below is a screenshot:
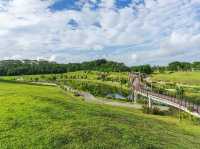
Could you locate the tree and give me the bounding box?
[168,61,181,71]
[97,72,109,81]
[192,62,200,71]
[131,65,153,74]
[0,59,130,76]
[168,61,192,71]
[176,86,184,99]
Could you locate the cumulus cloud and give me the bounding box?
[0,0,200,65]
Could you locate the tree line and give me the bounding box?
[153,61,200,72]
[0,59,199,76]
[0,59,129,76]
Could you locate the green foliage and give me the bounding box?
[151,72,200,104]
[151,107,165,115]
[168,61,192,71]
[64,79,129,97]
[142,105,165,116]
[35,77,39,82]
[80,59,130,72]
[97,72,109,81]
[1,59,200,78]
[193,61,200,70]
[0,81,200,148]
[153,61,200,72]
[176,86,184,99]
[0,59,130,76]
[131,64,153,74]
[142,104,152,114]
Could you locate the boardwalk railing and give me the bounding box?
[138,88,200,117]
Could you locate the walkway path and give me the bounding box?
[31,81,169,110]
[80,92,143,109]
[138,89,200,118]
[79,91,169,110]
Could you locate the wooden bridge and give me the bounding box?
[129,73,200,118]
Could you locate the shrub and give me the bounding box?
[64,79,129,98]
[142,105,165,116]
[152,107,164,115]
[34,77,39,82]
[142,105,151,114]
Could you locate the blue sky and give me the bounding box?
[50,0,134,10]
[0,0,200,65]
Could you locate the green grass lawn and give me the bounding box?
[0,71,129,99]
[1,71,128,83]
[0,81,200,148]
[151,72,200,104]
[151,71,200,85]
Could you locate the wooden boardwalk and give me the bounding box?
[138,88,200,118]
[129,73,200,118]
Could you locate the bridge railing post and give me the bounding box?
[195,104,198,113]
[193,103,197,112]
[192,103,195,112]
[197,106,199,113]
[187,101,189,108]
[198,106,200,114]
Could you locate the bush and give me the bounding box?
[64,79,129,97]
[142,105,165,116]
[137,97,147,104]
[34,77,39,82]
[142,105,151,114]
[152,107,164,115]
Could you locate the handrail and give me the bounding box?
[139,88,200,114]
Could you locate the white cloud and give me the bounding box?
[0,0,200,65]
[100,0,115,8]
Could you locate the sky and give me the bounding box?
[0,0,200,66]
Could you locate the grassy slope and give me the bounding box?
[151,72,200,103]
[0,71,129,98]
[0,81,200,148]
[151,72,200,85]
[1,71,128,81]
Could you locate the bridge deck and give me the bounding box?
[138,89,200,118]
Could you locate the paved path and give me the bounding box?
[80,91,169,110]
[30,82,57,86]
[31,82,169,110]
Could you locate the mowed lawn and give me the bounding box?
[0,81,200,149]
[152,72,200,85]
